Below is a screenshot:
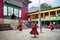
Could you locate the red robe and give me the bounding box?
[49,24,54,30]
[17,22,22,31]
[30,22,39,35]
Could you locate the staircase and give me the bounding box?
[22,23,28,29]
[22,20,29,29]
[0,24,13,31]
[0,18,28,31]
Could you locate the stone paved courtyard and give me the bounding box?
[0,28,60,40]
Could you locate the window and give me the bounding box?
[3,6,7,15]
[4,4,22,19]
[8,7,13,16]
[14,8,19,17]
[34,14,38,18]
[19,10,21,17]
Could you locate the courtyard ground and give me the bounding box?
[0,28,60,40]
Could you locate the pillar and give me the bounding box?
[0,0,3,18]
[21,8,28,20]
[38,13,42,33]
[55,11,57,17]
[49,12,50,18]
[21,0,29,20]
[43,13,45,18]
[21,2,28,25]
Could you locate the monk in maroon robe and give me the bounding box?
[17,18,23,31]
[30,22,39,38]
[49,22,54,31]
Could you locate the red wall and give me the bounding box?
[21,8,28,20]
[0,0,3,18]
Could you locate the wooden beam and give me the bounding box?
[20,0,26,2]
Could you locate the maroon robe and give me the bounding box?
[49,24,54,30]
[30,22,39,35]
[17,22,22,31]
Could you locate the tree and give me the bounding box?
[40,3,52,11]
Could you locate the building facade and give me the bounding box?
[0,0,31,20]
[27,7,60,28]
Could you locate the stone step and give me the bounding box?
[0,24,13,31]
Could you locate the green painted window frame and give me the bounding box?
[4,3,22,18]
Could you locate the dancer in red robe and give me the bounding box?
[49,22,54,31]
[30,22,39,38]
[17,18,23,31]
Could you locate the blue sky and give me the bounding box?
[29,0,60,9]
